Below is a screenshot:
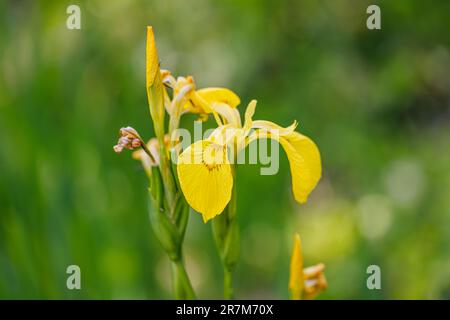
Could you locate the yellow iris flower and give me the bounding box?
[161,70,241,132]
[177,99,322,222]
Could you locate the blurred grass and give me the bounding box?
[0,0,449,299]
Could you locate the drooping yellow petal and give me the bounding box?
[177,140,233,222]
[289,233,304,300]
[281,132,321,203]
[247,128,321,203]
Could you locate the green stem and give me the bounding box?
[224,268,234,300]
[159,144,177,214]
[223,167,237,299]
[171,258,196,300]
[212,165,239,299]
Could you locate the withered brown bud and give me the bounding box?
[131,138,141,148]
[113,144,124,153]
[120,127,141,140]
[114,126,143,153]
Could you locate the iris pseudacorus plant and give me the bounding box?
[114,26,323,299]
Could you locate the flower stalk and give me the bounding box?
[145,27,195,298]
[146,27,178,213]
[148,165,195,299]
[212,165,240,299]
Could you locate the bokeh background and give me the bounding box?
[1,0,449,299]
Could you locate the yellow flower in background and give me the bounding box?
[177,100,322,222]
[289,233,304,300]
[303,262,327,300]
[289,233,327,300]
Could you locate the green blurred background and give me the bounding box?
[1,0,449,299]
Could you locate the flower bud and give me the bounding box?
[289,233,327,300]
[146,27,165,145]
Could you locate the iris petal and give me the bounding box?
[247,129,321,203]
[212,102,242,127]
[183,88,241,114]
[243,100,257,133]
[281,132,321,203]
[251,119,298,136]
[177,140,233,222]
[197,88,241,109]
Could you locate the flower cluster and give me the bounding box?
[114,26,325,299]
